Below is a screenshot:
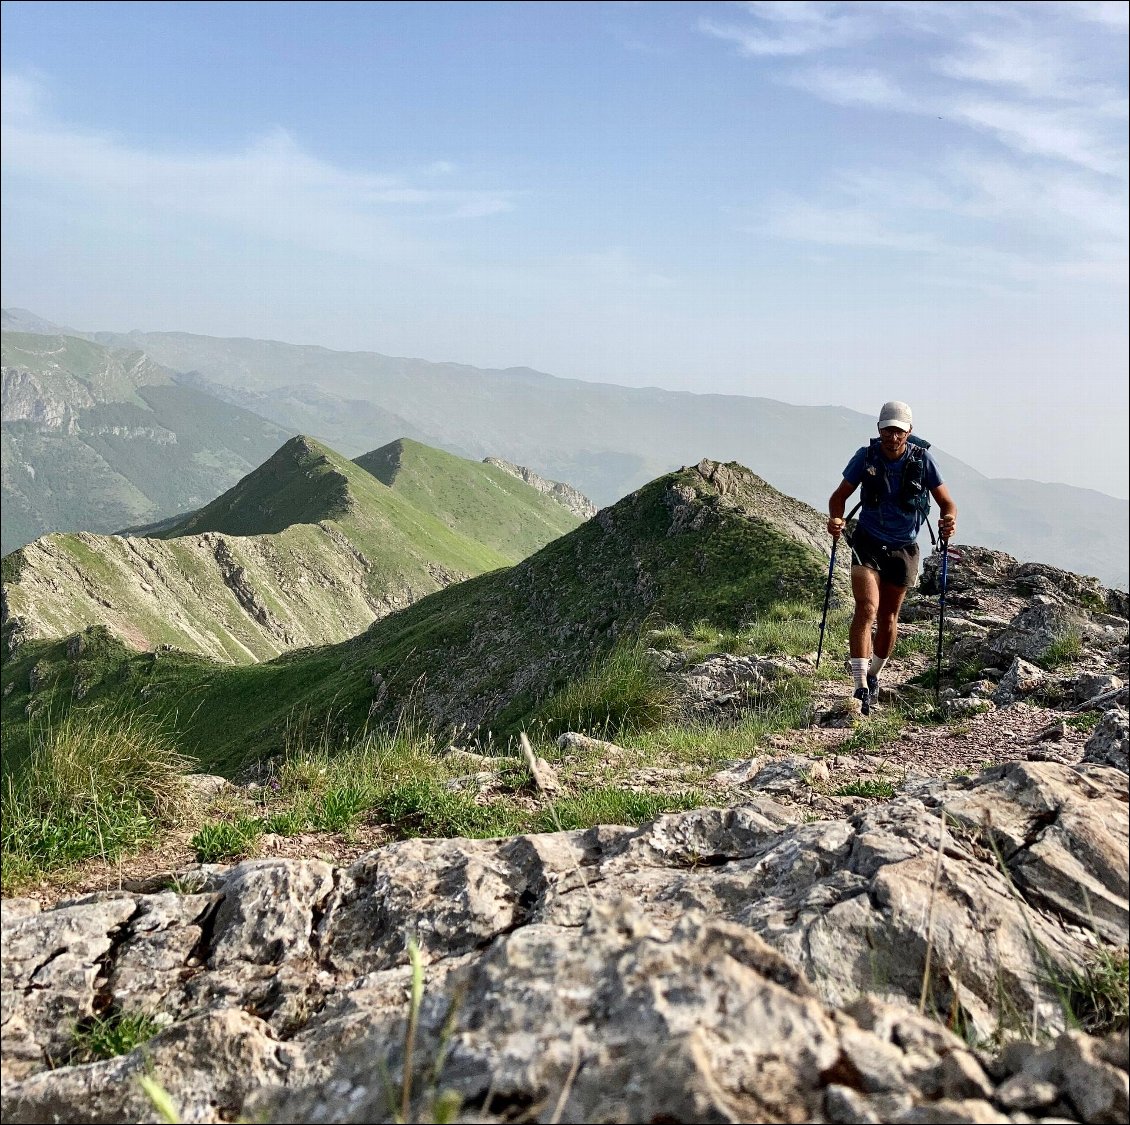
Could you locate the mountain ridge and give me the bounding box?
[3,310,1125,587]
[1,435,583,666]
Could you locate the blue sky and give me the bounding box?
[2,1,1127,496]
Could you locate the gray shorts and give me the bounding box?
[849,526,920,588]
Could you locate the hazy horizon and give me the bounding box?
[3,1,1127,497]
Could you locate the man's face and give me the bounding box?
[878,425,910,458]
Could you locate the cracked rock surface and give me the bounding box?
[3,759,1127,1123]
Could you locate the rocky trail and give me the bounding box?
[2,543,1128,1123]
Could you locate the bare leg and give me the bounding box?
[874,581,909,658]
[850,566,880,660]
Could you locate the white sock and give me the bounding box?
[868,655,888,679]
[850,659,868,690]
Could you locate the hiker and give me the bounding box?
[826,401,957,713]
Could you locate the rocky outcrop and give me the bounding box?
[3,760,1126,1123]
[909,546,1128,709]
[483,457,597,519]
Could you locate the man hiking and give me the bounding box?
[826,400,957,714]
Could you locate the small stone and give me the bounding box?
[938,1050,994,1101]
[995,1075,1061,1111]
[556,732,626,756]
[825,1084,882,1124]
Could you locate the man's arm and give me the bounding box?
[932,483,957,540]
[827,479,858,539]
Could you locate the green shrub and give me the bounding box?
[1,708,190,890]
[71,1010,163,1063]
[1066,711,1103,732]
[190,816,263,863]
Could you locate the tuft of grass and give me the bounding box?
[1038,628,1084,670]
[71,1010,163,1064]
[190,816,263,863]
[839,709,907,754]
[628,675,814,766]
[375,778,524,840]
[1066,710,1103,732]
[530,639,675,739]
[262,804,313,836]
[652,602,850,663]
[311,783,375,832]
[1,707,190,892]
[833,778,897,799]
[1063,946,1129,1035]
[899,627,942,656]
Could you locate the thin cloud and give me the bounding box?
[703,0,1127,285]
[950,97,1125,177]
[784,65,916,110]
[701,3,1127,173]
[1060,1,1130,29]
[933,33,1072,97]
[700,1,873,57]
[1,75,515,265]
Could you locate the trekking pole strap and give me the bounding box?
[843,502,863,566]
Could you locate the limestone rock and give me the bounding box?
[556,731,626,757]
[1081,707,1129,773]
[3,764,1127,1123]
[980,600,1086,666]
[993,656,1046,704]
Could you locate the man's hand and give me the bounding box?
[938,514,956,540]
[827,516,845,539]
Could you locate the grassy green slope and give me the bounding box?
[1,461,830,775]
[354,438,582,562]
[158,435,511,579]
[3,437,515,665]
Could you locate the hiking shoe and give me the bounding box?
[853,686,870,716]
[867,674,880,707]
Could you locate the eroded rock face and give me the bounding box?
[482,458,598,520]
[3,761,1127,1123]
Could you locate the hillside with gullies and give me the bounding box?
[2,453,1127,1124]
[1,435,585,665]
[1,331,294,555]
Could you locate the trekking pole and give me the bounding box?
[816,536,838,670]
[933,537,950,703]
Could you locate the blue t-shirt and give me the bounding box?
[843,445,943,546]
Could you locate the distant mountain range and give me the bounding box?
[2,434,584,664]
[2,307,1126,588]
[1,330,293,555]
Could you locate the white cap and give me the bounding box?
[878,401,913,431]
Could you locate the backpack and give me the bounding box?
[849,434,936,543]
